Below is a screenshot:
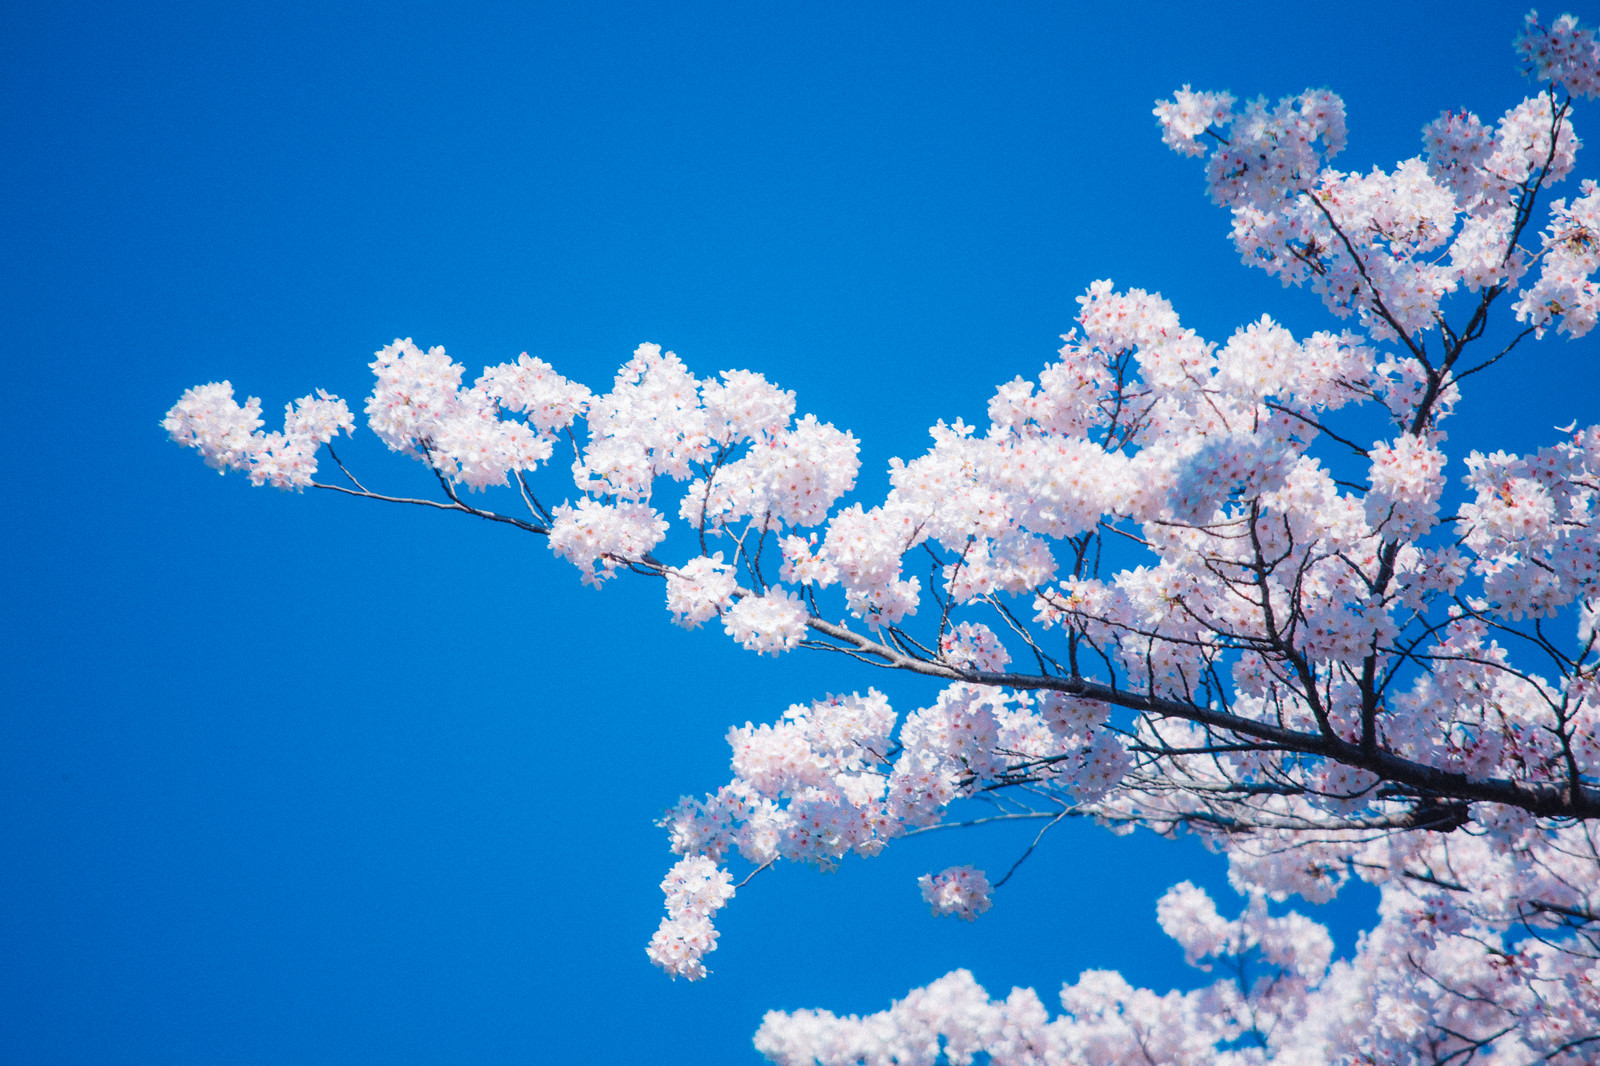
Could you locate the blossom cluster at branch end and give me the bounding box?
[645,856,734,981]
[1517,10,1600,98]
[163,382,353,490]
[917,865,992,921]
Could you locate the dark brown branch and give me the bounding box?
[802,613,1600,820]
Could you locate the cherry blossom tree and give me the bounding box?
[165,12,1600,1064]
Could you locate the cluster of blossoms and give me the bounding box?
[1460,423,1600,620]
[1517,179,1600,337]
[1365,431,1448,535]
[366,340,581,489]
[917,865,993,921]
[1518,10,1600,98]
[720,586,809,655]
[550,344,858,594]
[163,382,355,490]
[938,622,1011,672]
[650,684,1133,978]
[663,554,738,628]
[166,10,1600,1063]
[758,813,1600,1064]
[1154,20,1598,346]
[644,856,735,981]
[546,497,670,587]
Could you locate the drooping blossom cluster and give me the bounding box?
[649,683,1133,975]
[917,865,992,921]
[166,11,1600,1063]
[644,856,735,981]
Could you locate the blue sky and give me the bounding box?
[5,2,1594,1063]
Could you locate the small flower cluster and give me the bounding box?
[679,414,860,530]
[938,621,1011,672]
[813,502,924,622]
[574,343,711,499]
[658,692,898,871]
[986,330,1112,439]
[1422,109,1496,204]
[721,587,808,655]
[644,855,734,981]
[663,554,737,628]
[1152,85,1234,157]
[1517,9,1600,98]
[163,382,353,490]
[1365,431,1447,535]
[164,382,263,472]
[1155,881,1333,979]
[1194,89,1348,212]
[917,865,992,921]
[366,339,574,489]
[1516,179,1600,337]
[1460,425,1600,620]
[547,498,668,588]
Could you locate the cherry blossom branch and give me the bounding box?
[171,22,1600,1052]
[312,481,550,535]
[990,809,1068,888]
[807,608,1600,818]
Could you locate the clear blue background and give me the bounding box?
[4,2,1592,1063]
